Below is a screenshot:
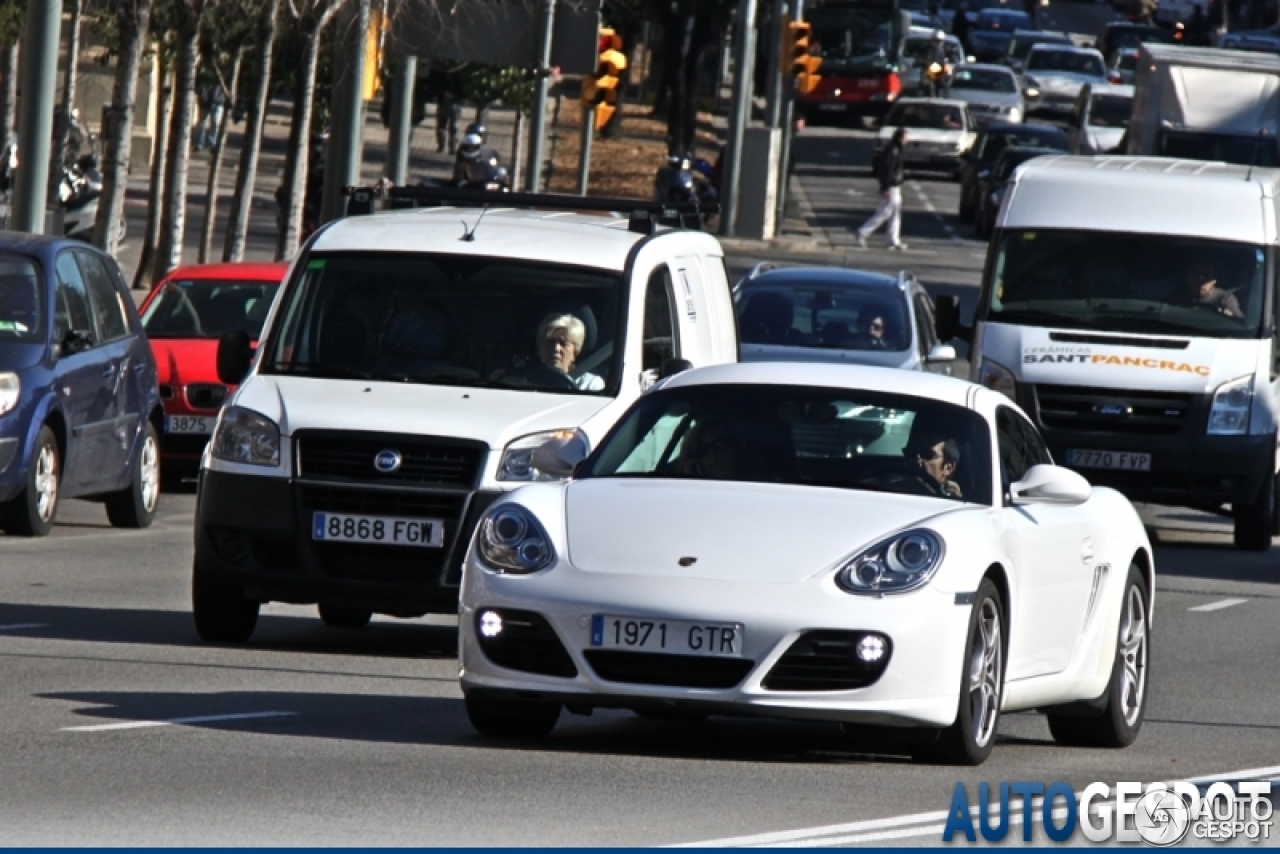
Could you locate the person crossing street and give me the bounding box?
[857,127,908,251]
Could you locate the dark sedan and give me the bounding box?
[974,145,1061,238]
[967,9,1032,61]
[1097,22,1170,63]
[957,121,1067,222]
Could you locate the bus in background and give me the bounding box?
[795,0,911,124]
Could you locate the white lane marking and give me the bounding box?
[1188,598,1248,612]
[674,809,949,847]
[0,623,49,631]
[63,710,296,732]
[844,189,864,196]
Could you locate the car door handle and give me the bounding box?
[101,365,116,378]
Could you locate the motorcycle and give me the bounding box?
[653,154,718,228]
[923,58,953,98]
[453,146,511,192]
[58,154,104,242]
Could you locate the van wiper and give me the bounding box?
[989,308,1087,329]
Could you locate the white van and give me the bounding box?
[963,156,1280,550]
[191,203,737,641]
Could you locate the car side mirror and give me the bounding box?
[59,328,95,356]
[659,357,693,380]
[934,294,963,342]
[1010,464,1091,507]
[531,432,589,480]
[216,329,254,386]
[926,343,957,363]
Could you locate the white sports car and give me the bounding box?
[458,363,1154,765]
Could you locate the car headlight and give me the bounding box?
[0,372,18,416]
[1007,107,1022,121]
[497,429,585,481]
[835,529,946,595]
[1207,374,1253,436]
[977,357,1017,399]
[210,405,281,467]
[476,504,556,573]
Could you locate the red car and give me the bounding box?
[139,262,289,482]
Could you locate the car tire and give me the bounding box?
[318,604,372,629]
[192,566,259,643]
[465,695,560,739]
[1,425,60,537]
[1233,471,1276,551]
[1047,563,1149,748]
[932,578,1005,765]
[958,191,976,223]
[105,422,161,529]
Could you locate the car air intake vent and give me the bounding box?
[584,651,754,689]
[762,631,892,692]
[1034,384,1192,435]
[474,609,578,678]
[185,383,228,410]
[158,384,175,399]
[296,432,483,487]
[1048,332,1189,350]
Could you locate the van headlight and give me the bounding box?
[497,429,583,481]
[0,372,18,416]
[976,357,1017,400]
[1207,374,1253,436]
[835,529,945,595]
[476,504,556,573]
[210,406,281,467]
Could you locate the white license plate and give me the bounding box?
[311,512,445,547]
[1064,449,1151,471]
[165,415,212,435]
[818,103,848,111]
[590,615,744,657]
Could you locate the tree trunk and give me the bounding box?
[93,0,153,255]
[151,17,202,283]
[223,0,280,262]
[0,42,17,147]
[48,0,84,201]
[199,51,243,263]
[133,68,173,291]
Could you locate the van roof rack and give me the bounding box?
[342,185,716,233]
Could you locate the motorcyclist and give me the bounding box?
[451,132,509,189]
[923,30,954,97]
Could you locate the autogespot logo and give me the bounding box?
[942,780,1273,845]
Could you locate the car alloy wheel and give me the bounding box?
[33,443,58,523]
[1118,582,1147,727]
[968,597,1002,749]
[139,433,160,514]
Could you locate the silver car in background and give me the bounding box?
[1066,82,1134,154]
[946,63,1025,125]
[1021,44,1110,120]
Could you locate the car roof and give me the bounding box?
[1010,29,1072,39]
[892,96,971,109]
[743,267,903,291]
[158,262,291,283]
[954,63,1017,74]
[977,8,1029,16]
[661,362,981,409]
[311,206,693,271]
[979,120,1067,136]
[0,230,105,258]
[1026,43,1102,56]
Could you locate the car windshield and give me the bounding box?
[985,230,1268,339]
[975,127,1066,162]
[581,384,994,504]
[951,68,1017,92]
[977,11,1029,29]
[736,282,912,351]
[0,255,43,344]
[1110,27,1167,50]
[262,253,623,394]
[1007,35,1070,61]
[1089,95,1132,128]
[142,279,281,339]
[1117,52,1137,71]
[886,102,965,129]
[1026,49,1105,77]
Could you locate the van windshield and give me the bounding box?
[985,230,1268,339]
[0,255,43,344]
[262,253,623,394]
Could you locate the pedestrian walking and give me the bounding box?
[857,127,908,251]
[436,88,460,154]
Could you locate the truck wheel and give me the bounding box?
[1233,472,1276,551]
[105,422,160,529]
[2,426,60,537]
[192,567,259,643]
[318,604,372,628]
[1047,563,1148,747]
[465,695,560,739]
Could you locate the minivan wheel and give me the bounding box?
[2,425,60,537]
[192,566,259,643]
[318,604,372,629]
[106,422,160,529]
[1232,471,1276,551]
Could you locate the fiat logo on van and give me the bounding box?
[1093,402,1131,418]
[374,450,403,473]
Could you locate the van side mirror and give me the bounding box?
[531,433,589,480]
[216,329,254,386]
[659,357,693,379]
[934,294,964,343]
[1010,464,1091,507]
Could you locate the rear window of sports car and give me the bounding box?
[581,384,993,505]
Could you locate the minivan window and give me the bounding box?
[54,252,95,341]
[0,255,43,344]
[985,230,1268,339]
[76,251,131,341]
[263,253,623,394]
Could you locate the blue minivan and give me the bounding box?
[0,233,162,536]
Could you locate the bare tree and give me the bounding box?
[151,0,209,283]
[0,43,17,150]
[223,0,280,261]
[132,61,172,290]
[93,0,156,256]
[275,0,346,260]
[197,48,243,262]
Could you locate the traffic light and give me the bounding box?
[581,27,627,132]
[788,20,822,96]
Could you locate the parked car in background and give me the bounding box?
[967,9,1032,61]
[1108,48,1139,84]
[1097,21,1170,63]
[875,98,977,175]
[957,121,1068,221]
[1021,44,1109,120]
[1066,83,1134,154]
[138,262,288,483]
[0,234,163,536]
[974,146,1061,238]
[733,265,957,374]
[1002,29,1073,73]
[946,63,1025,125]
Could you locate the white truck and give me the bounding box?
[1128,43,1280,167]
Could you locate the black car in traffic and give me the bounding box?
[957,121,1068,223]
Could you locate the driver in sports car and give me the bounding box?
[906,425,964,499]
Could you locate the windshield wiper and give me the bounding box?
[264,361,377,381]
[989,308,1087,329]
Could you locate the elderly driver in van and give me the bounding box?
[537,312,605,391]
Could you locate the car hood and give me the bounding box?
[565,479,953,584]
[149,338,221,387]
[896,128,969,144]
[953,90,1021,109]
[0,342,45,372]
[233,374,613,447]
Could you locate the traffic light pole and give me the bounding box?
[525,0,557,193]
[765,0,787,129]
[11,0,60,234]
[320,0,371,225]
[719,0,760,238]
[775,0,804,230]
[578,108,594,195]
[386,55,417,186]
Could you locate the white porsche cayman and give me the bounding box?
[458,362,1153,765]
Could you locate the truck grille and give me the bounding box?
[296,432,484,487]
[1034,384,1193,435]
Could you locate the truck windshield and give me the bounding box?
[809,4,901,70]
[262,253,623,394]
[985,230,1268,339]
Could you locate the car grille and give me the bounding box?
[1038,92,1076,108]
[296,431,484,487]
[1034,384,1194,435]
[473,609,578,678]
[761,631,892,692]
[185,383,228,410]
[583,651,755,689]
